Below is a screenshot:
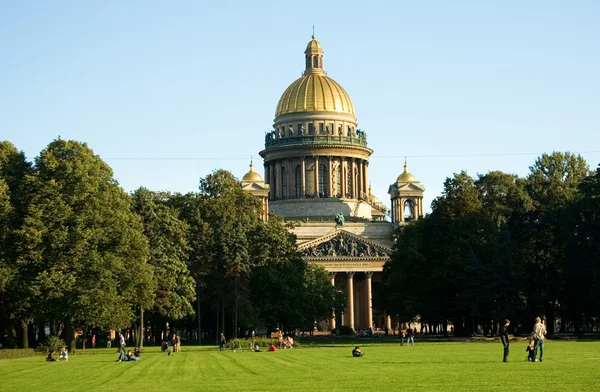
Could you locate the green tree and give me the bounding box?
[521,152,589,334]
[0,141,33,348]
[17,139,154,351]
[131,188,196,347]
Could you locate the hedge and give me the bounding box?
[0,348,38,360]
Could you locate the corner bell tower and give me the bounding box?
[388,162,425,223]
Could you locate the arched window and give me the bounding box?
[281,167,288,199]
[318,164,327,197]
[306,56,310,69]
[313,56,318,68]
[294,165,302,198]
[404,200,415,221]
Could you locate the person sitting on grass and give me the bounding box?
[59,347,68,361]
[134,347,141,358]
[46,350,57,362]
[352,346,364,357]
[126,350,140,361]
[284,336,294,349]
[268,344,277,352]
[526,339,536,362]
[254,344,261,352]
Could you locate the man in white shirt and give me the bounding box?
[532,316,547,362]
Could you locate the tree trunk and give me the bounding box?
[197,287,201,345]
[82,327,87,350]
[139,308,144,348]
[234,282,238,339]
[21,320,29,349]
[216,300,220,344]
[221,300,225,338]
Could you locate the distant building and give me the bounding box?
[241,36,425,331]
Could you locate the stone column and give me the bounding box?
[365,272,373,330]
[358,160,363,199]
[275,161,282,199]
[351,159,356,199]
[301,157,306,197]
[346,272,355,330]
[328,156,333,197]
[341,158,346,197]
[329,272,336,330]
[386,315,392,330]
[268,164,274,201]
[314,156,319,197]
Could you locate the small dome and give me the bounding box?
[242,162,263,182]
[305,35,323,53]
[396,163,418,183]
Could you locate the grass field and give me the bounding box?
[2,340,599,391]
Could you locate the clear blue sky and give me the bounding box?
[1,0,599,212]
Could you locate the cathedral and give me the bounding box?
[241,35,426,331]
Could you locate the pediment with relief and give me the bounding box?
[299,230,392,259]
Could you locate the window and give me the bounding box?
[404,200,415,221]
[318,164,327,196]
[294,165,302,198]
[313,56,318,68]
[308,123,314,135]
[281,167,288,199]
[319,123,324,135]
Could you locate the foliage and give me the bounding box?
[0,349,38,360]
[42,336,66,354]
[337,326,355,336]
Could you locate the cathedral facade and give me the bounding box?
[242,36,425,331]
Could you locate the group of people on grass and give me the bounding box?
[501,316,547,363]
[46,347,69,362]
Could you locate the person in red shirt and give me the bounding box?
[268,344,277,352]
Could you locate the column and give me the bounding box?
[365,272,373,330]
[351,159,356,199]
[275,161,282,199]
[386,315,392,330]
[341,158,346,197]
[268,164,274,201]
[358,160,363,199]
[329,272,336,330]
[346,272,355,330]
[363,161,368,198]
[301,157,306,196]
[314,156,319,197]
[328,156,333,197]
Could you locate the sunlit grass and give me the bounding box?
[2,341,599,391]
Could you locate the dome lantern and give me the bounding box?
[304,35,324,75]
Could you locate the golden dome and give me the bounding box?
[242,162,263,182]
[396,163,418,183]
[305,35,323,53]
[276,74,355,117]
[275,36,355,118]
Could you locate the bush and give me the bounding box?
[0,349,37,360]
[337,326,355,336]
[42,336,65,354]
[226,337,300,350]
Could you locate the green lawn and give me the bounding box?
[2,341,599,391]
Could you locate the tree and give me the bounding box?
[17,139,154,351]
[522,152,589,334]
[0,141,33,347]
[131,188,196,347]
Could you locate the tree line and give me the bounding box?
[0,139,338,349]
[376,152,600,336]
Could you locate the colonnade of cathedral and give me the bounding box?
[329,271,392,331]
[264,156,369,201]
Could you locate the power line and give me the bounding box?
[102,151,600,161]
